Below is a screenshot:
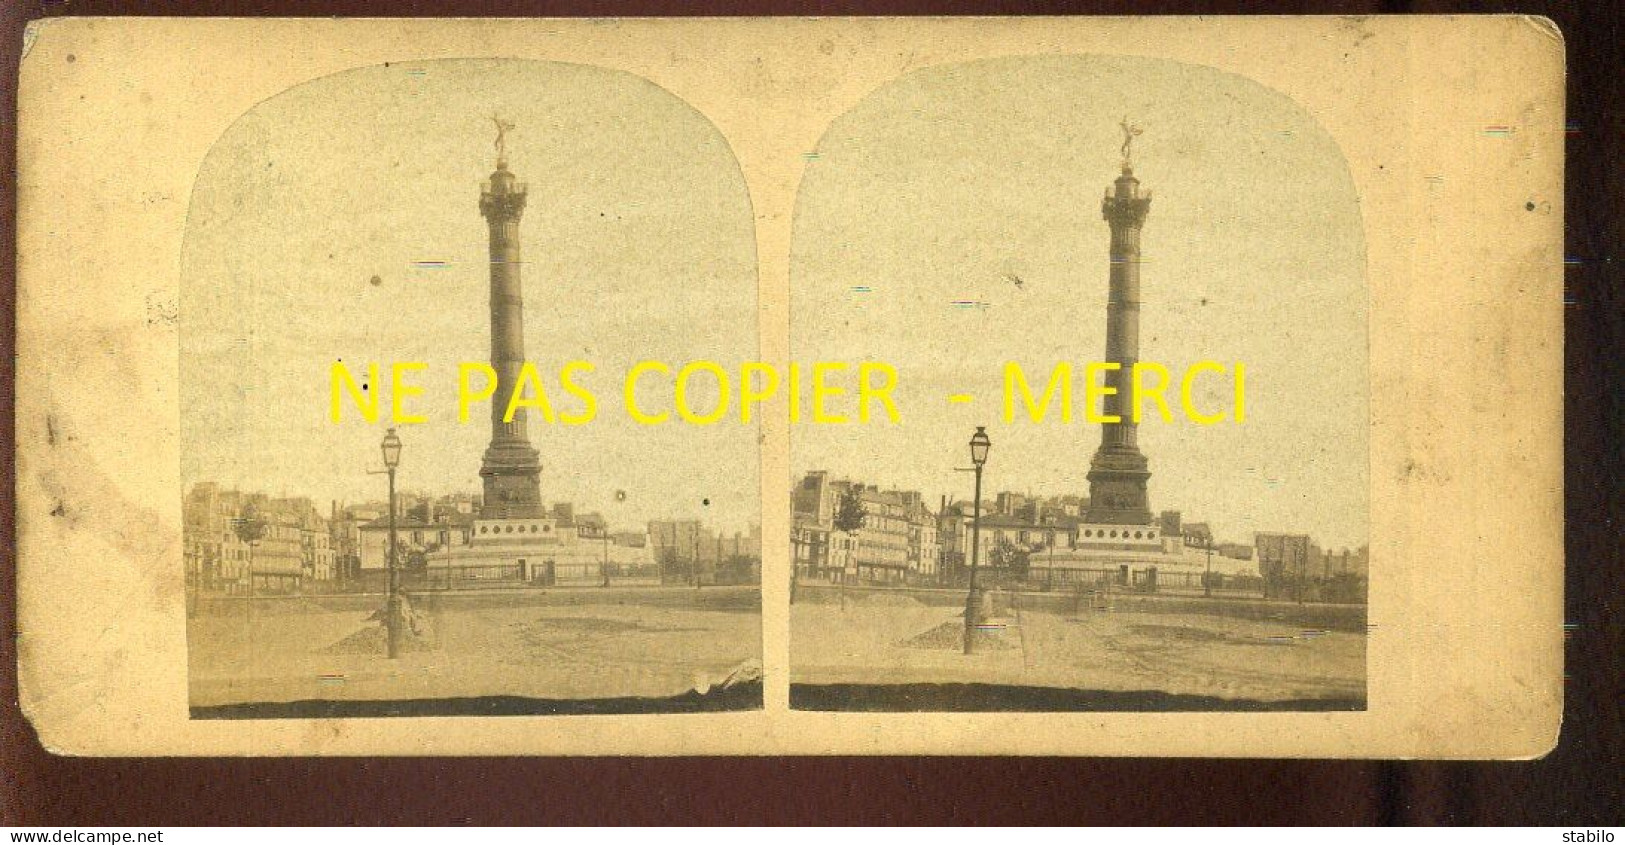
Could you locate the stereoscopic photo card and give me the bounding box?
[14,15,1563,756]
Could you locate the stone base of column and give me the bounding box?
[479,442,543,519]
[1085,447,1152,525]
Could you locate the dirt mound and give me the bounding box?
[320,617,436,655]
[899,620,1018,651]
[691,659,764,695]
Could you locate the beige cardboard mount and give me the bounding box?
[15,16,1563,757]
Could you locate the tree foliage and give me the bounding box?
[990,537,1031,579]
[834,487,866,534]
[233,502,266,543]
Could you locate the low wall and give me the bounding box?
[190,583,761,617]
[792,583,1366,632]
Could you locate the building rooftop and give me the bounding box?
[360,511,477,531]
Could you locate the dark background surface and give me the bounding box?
[2,0,1619,826]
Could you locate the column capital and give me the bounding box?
[1102,194,1151,228]
[480,188,527,222]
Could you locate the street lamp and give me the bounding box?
[1295,543,1307,606]
[1204,537,1214,598]
[963,426,991,655]
[233,502,266,639]
[693,527,703,591]
[380,427,403,659]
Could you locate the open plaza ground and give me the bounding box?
[188,585,761,716]
[791,585,1365,710]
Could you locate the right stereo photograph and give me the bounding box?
[788,54,1369,713]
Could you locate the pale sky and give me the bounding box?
[790,54,1370,549]
[179,54,1368,547]
[181,59,760,534]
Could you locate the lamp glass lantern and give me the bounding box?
[381,428,403,469]
[969,427,991,467]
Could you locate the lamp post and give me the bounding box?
[963,426,991,655]
[1296,543,1307,606]
[1047,527,1055,592]
[232,504,266,596]
[231,503,265,662]
[1204,538,1214,598]
[380,427,403,659]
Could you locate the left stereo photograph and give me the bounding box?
[179,59,764,718]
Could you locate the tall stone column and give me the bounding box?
[1085,162,1154,525]
[477,159,544,519]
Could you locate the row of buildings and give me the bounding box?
[790,470,1369,594]
[791,471,943,584]
[183,481,761,594]
[183,483,338,592]
[184,470,1365,597]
